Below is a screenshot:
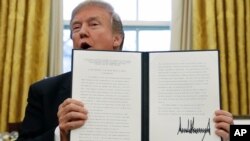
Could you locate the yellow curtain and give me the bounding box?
[0,0,51,131]
[193,0,250,115]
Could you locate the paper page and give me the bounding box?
[71,50,141,141]
[149,51,220,141]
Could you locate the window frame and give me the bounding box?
[62,0,172,72]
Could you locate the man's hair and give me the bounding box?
[70,0,125,50]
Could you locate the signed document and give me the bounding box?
[71,50,221,141]
[149,52,221,141]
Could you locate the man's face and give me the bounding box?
[71,6,122,50]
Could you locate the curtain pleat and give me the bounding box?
[247,0,250,114]
[216,0,230,111]
[0,0,18,132]
[225,0,239,114]
[193,0,250,115]
[236,0,248,115]
[0,0,51,131]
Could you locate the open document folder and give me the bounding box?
[70,50,221,141]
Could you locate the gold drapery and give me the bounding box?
[0,0,51,131]
[193,0,250,115]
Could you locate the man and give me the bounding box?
[17,0,233,141]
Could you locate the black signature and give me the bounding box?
[177,117,211,141]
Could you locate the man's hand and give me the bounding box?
[214,110,234,141]
[57,98,88,141]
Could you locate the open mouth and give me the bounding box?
[81,42,91,50]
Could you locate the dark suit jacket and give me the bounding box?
[17,72,72,141]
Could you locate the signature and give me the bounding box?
[177,117,211,141]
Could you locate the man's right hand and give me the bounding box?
[57,98,88,141]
